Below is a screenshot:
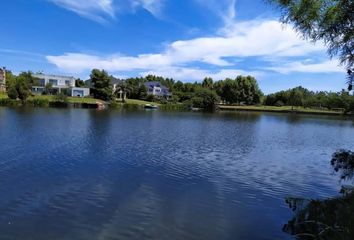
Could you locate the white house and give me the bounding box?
[32,73,90,97]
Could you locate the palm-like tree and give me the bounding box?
[114,83,131,102]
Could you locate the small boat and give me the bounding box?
[144,104,158,109]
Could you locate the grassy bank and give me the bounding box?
[124,99,160,106]
[0,92,7,99]
[28,95,104,104]
[218,105,346,115]
[0,92,103,107]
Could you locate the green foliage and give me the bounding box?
[202,77,214,89]
[271,0,354,69]
[75,79,86,87]
[43,83,53,95]
[7,84,18,99]
[114,82,132,102]
[90,69,113,101]
[53,92,68,103]
[265,86,354,113]
[190,88,220,110]
[289,88,304,108]
[26,98,50,107]
[6,71,34,101]
[216,76,263,104]
[284,150,354,240]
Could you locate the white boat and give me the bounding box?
[144,104,158,109]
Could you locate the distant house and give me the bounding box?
[144,81,172,99]
[0,67,6,91]
[32,73,90,97]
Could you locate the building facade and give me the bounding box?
[32,73,90,97]
[0,67,6,91]
[144,81,172,99]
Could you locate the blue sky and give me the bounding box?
[0,0,347,93]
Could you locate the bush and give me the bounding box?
[26,98,50,107]
[53,93,68,103]
[109,101,123,109]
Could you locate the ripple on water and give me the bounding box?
[0,109,352,240]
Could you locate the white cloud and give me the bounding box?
[49,0,115,24]
[46,53,172,72]
[47,19,331,78]
[266,60,343,74]
[131,0,164,17]
[49,0,164,23]
[195,0,236,25]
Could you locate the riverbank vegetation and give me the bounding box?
[1,68,353,115]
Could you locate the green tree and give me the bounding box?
[6,71,33,101]
[114,82,132,102]
[190,88,220,110]
[202,77,214,89]
[44,83,53,95]
[218,76,262,104]
[289,88,304,110]
[90,69,113,101]
[75,79,86,87]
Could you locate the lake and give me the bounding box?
[0,108,353,240]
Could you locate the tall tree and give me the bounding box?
[289,88,304,110]
[202,77,214,89]
[90,69,113,101]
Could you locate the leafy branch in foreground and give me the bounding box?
[283,150,354,240]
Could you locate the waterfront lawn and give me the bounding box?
[0,92,8,99]
[0,92,103,104]
[28,95,104,104]
[124,99,161,106]
[218,105,343,114]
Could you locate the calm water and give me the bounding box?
[0,108,353,240]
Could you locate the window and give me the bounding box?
[49,79,58,86]
[65,80,71,86]
[39,79,45,86]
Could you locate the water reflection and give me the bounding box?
[283,150,354,239]
[0,109,354,239]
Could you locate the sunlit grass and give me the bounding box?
[0,91,8,99]
[218,105,343,114]
[124,99,160,106]
[28,95,104,104]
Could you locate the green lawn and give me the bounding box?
[27,95,103,104]
[124,99,160,106]
[0,92,103,104]
[0,92,8,99]
[218,105,343,115]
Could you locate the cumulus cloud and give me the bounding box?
[47,19,334,78]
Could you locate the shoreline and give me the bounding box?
[217,105,352,116]
[1,93,352,117]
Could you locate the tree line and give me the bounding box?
[2,68,354,113]
[264,86,354,113]
[89,69,263,110]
